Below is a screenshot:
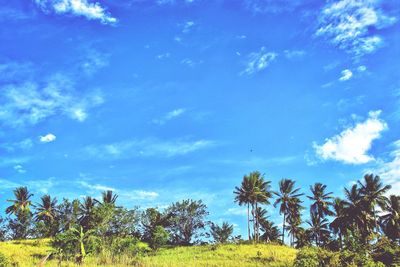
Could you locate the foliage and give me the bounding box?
[210,222,234,243]
[150,226,169,250]
[167,199,209,245]
[0,252,9,267]
[371,237,400,266]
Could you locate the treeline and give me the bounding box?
[234,172,400,266]
[0,172,399,265]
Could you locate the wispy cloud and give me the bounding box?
[284,50,306,59]
[40,133,57,143]
[241,47,277,75]
[0,70,104,127]
[84,138,216,159]
[339,69,353,81]
[314,110,387,164]
[34,0,117,25]
[79,181,159,200]
[14,165,27,174]
[316,0,397,57]
[152,108,186,125]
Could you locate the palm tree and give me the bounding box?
[330,198,347,249]
[234,171,272,242]
[358,174,391,233]
[307,212,330,247]
[6,187,34,215]
[379,195,400,243]
[35,195,59,237]
[95,190,118,206]
[78,196,96,230]
[307,183,334,219]
[273,179,303,244]
[260,219,281,242]
[286,197,303,246]
[250,172,272,242]
[234,175,253,241]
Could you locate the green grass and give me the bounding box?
[0,239,297,266]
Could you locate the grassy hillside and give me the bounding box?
[0,239,297,266]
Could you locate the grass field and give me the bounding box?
[0,239,297,266]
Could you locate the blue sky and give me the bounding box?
[0,0,399,236]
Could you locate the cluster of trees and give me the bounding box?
[0,172,398,264]
[234,172,400,250]
[0,188,234,263]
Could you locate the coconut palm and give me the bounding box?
[358,174,391,232]
[307,212,330,247]
[260,219,281,243]
[286,197,303,246]
[234,174,254,240]
[6,187,34,215]
[78,197,97,230]
[330,198,348,249]
[379,195,400,243]
[35,195,59,236]
[234,172,272,242]
[307,183,334,219]
[95,190,118,206]
[273,179,303,244]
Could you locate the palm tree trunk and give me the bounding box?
[252,203,256,243]
[247,203,251,241]
[255,202,258,242]
[339,231,342,250]
[282,213,286,244]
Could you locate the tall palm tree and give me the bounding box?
[379,195,400,243]
[234,175,253,241]
[307,212,330,247]
[343,184,374,243]
[286,197,303,246]
[6,187,34,215]
[260,219,281,243]
[307,183,334,219]
[273,179,303,244]
[330,198,347,249]
[358,174,391,232]
[35,195,58,236]
[250,172,272,242]
[234,171,272,242]
[78,196,96,230]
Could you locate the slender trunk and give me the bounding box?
[255,202,258,242]
[252,203,256,243]
[247,203,251,241]
[282,213,286,244]
[339,231,343,250]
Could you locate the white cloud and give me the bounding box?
[241,47,277,75]
[225,207,247,216]
[14,165,26,174]
[156,53,171,60]
[40,133,57,143]
[84,138,215,159]
[35,0,117,25]
[316,0,396,57]
[152,108,186,125]
[357,65,367,72]
[182,21,195,33]
[339,69,353,81]
[314,110,387,164]
[245,0,304,14]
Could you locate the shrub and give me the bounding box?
[371,237,400,266]
[0,252,9,267]
[150,226,169,250]
[294,247,384,267]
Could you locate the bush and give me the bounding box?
[294,247,385,267]
[0,252,9,267]
[371,237,400,266]
[150,226,169,250]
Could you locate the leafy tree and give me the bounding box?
[58,198,80,231]
[210,222,234,243]
[234,174,254,241]
[150,226,169,250]
[274,179,303,244]
[167,199,209,245]
[78,196,97,230]
[141,208,171,242]
[330,198,348,249]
